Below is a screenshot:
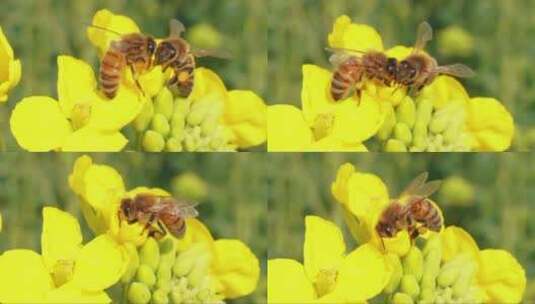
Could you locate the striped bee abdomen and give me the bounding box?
[100,47,126,99]
[169,54,196,97]
[330,57,362,101]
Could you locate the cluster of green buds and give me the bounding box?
[134,87,235,152]
[123,237,223,304]
[378,97,472,152]
[381,235,483,304]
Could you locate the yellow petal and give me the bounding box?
[62,128,128,152]
[41,207,83,271]
[0,27,16,94]
[10,96,72,151]
[329,243,390,302]
[328,15,384,52]
[68,155,93,197]
[440,226,480,263]
[45,282,111,304]
[0,58,21,102]
[86,92,143,132]
[175,218,215,252]
[385,45,413,60]
[303,216,346,281]
[267,104,313,151]
[0,250,53,303]
[267,259,315,303]
[331,163,356,204]
[213,239,260,299]
[477,249,526,303]
[189,68,228,103]
[57,56,99,119]
[301,64,336,123]
[82,163,125,212]
[346,171,390,220]
[466,97,514,151]
[71,235,126,292]
[87,9,140,55]
[136,65,166,98]
[374,230,411,256]
[225,90,267,148]
[307,135,368,151]
[419,75,470,109]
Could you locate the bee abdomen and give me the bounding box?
[100,49,125,99]
[169,55,196,97]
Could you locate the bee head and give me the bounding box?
[376,221,395,237]
[397,60,418,84]
[154,40,178,68]
[120,198,136,222]
[386,57,398,77]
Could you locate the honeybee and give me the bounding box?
[90,25,157,99]
[119,193,199,239]
[395,22,475,91]
[375,172,443,244]
[327,48,398,101]
[155,19,229,97]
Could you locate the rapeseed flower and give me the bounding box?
[68,155,260,303]
[0,207,126,303]
[88,9,266,151]
[0,26,21,102]
[268,216,391,303]
[10,56,141,151]
[268,15,515,152]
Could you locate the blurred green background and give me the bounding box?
[0,0,267,150]
[267,153,535,301]
[268,0,535,151]
[0,153,267,303]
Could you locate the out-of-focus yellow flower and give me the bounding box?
[186,23,223,50]
[87,9,266,151]
[438,175,475,206]
[0,27,21,102]
[172,171,208,202]
[331,163,444,256]
[268,216,391,303]
[0,207,125,303]
[267,64,385,151]
[440,226,526,303]
[10,56,142,151]
[438,25,475,57]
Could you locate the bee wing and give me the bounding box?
[401,172,429,196]
[413,21,433,52]
[436,64,476,78]
[413,180,442,198]
[325,47,365,67]
[192,48,233,59]
[169,19,186,37]
[172,199,200,218]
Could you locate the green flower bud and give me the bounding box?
[152,114,171,137]
[421,247,442,291]
[159,238,177,267]
[128,282,152,304]
[187,99,211,126]
[165,137,183,152]
[201,114,219,137]
[170,288,183,304]
[452,261,476,298]
[384,254,403,293]
[385,139,408,152]
[400,274,420,299]
[403,246,423,282]
[377,104,396,140]
[415,98,433,127]
[392,292,414,304]
[152,288,170,304]
[443,122,461,145]
[394,123,413,146]
[183,134,198,151]
[122,243,140,283]
[174,98,190,116]
[143,130,165,152]
[157,264,173,283]
[419,287,435,303]
[423,235,442,256]
[412,122,428,150]
[429,111,449,134]
[136,264,157,287]
[397,97,416,128]
[170,113,185,140]
[173,253,196,277]
[437,263,461,288]
[188,252,211,287]
[134,100,155,132]
[140,238,160,270]
[155,88,175,120]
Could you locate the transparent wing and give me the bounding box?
[414,21,433,51]
[413,180,442,198]
[192,48,233,59]
[328,53,351,67]
[162,197,199,218]
[436,64,476,78]
[401,172,429,196]
[169,19,186,37]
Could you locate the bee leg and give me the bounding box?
[129,65,146,97]
[140,213,157,235]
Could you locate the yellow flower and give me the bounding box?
[331,163,444,256]
[437,25,475,57]
[267,64,385,151]
[87,9,267,151]
[268,216,391,303]
[0,207,126,303]
[68,154,260,301]
[0,26,21,102]
[440,226,526,303]
[10,55,142,151]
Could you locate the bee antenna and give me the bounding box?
[84,23,124,37]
